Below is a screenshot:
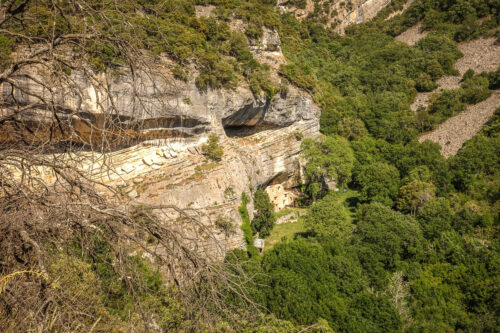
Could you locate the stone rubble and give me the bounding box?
[419,91,500,158]
[409,37,500,111]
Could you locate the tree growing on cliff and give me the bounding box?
[202,133,224,161]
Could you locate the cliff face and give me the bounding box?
[0,28,320,255]
[277,0,391,34]
[1,65,312,143]
[333,0,391,34]
[0,0,391,255]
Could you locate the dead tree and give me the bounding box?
[0,1,262,331]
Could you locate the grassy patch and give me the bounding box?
[194,162,218,173]
[274,207,294,219]
[328,189,360,218]
[264,220,305,252]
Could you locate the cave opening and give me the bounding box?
[223,124,280,138]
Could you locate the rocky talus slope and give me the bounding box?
[396,25,500,157]
[395,22,428,47]
[412,37,500,111]
[419,91,499,158]
[396,29,500,112]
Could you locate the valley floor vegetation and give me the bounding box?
[225,0,500,332]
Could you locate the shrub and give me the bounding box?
[462,69,475,81]
[415,73,437,92]
[426,61,445,81]
[251,189,276,238]
[215,215,236,235]
[238,192,259,257]
[461,75,491,104]
[172,65,188,82]
[0,33,14,70]
[428,90,465,119]
[202,133,223,161]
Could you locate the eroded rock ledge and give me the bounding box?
[1,63,320,255]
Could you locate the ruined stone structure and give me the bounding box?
[265,183,298,210]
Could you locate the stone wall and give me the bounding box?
[265,184,298,210]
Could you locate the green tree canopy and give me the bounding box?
[416,197,453,240]
[354,203,425,288]
[262,240,348,329]
[304,193,353,241]
[301,136,354,200]
[251,189,276,238]
[397,180,436,216]
[345,292,402,333]
[356,162,400,206]
[450,135,500,191]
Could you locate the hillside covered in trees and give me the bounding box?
[1,0,499,332]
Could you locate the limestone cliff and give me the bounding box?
[0,28,320,255]
[277,0,391,34]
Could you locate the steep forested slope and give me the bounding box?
[227,0,500,332]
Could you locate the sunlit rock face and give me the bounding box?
[277,0,391,34]
[0,18,320,256]
[1,59,314,146]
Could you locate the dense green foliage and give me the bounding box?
[224,1,500,332]
[1,0,281,97]
[383,0,500,41]
[417,70,497,130]
[280,23,463,143]
[304,193,352,241]
[301,136,354,200]
[238,192,259,257]
[279,0,500,141]
[251,189,276,237]
[356,162,400,206]
[3,0,499,331]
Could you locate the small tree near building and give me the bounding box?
[251,189,276,238]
